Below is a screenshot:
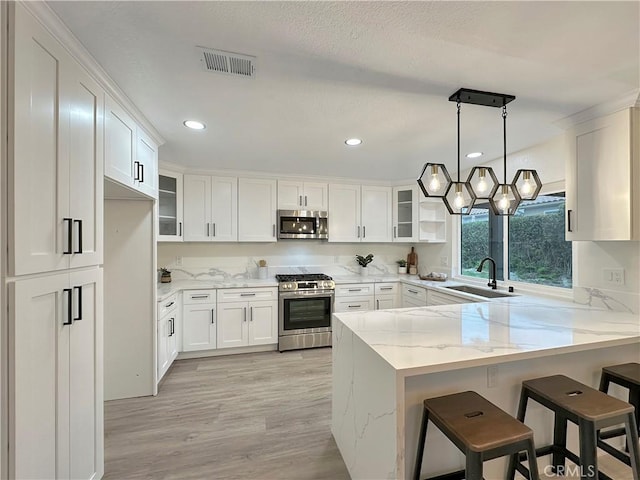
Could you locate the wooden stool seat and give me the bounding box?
[414,391,538,480]
[602,363,640,388]
[506,374,640,480]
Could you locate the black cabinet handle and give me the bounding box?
[299,195,303,206]
[211,309,215,324]
[567,209,573,232]
[207,223,210,236]
[165,301,175,308]
[140,163,144,183]
[169,318,174,336]
[73,286,83,321]
[63,218,73,254]
[304,195,308,207]
[133,161,140,181]
[73,219,83,254]
[213,223,216,237]
[63,288,73,325]
[179,222,182,236]
[363,226,366,238]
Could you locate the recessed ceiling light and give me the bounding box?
[345,138,362,146]
[466,152,483,158]
[184,120,206,130]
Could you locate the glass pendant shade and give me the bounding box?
[467,166,499,200]
[512,169,542,201]
[417,162,451,198]
[490,184,521,216]
[443,181,475,215]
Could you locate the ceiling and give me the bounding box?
[48,1,639,181]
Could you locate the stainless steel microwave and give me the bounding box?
[277,210,328,240]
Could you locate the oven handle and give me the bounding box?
[279,290,335,300]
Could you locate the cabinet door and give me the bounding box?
[248,301,277,345]
[11,5,69,275]
[375,296,398,310]
[303,182,328,210]
[393,186,418,242]
[277,180,303,209]
[67,62,104,269]
[104,95,135,188]
[158,170,183,241]
[182,304,216,351]
[211,176,238,241]
[157,316,170,380]
[328,184,361,242]
[134,128,158,198]
[238,178,277,242]
[217,302,249,348]
[183,175,212,242]
[361,186,392,242]
[167,315,179,361]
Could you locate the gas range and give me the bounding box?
[275,273,335,292]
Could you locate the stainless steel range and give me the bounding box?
[276,273,335,352]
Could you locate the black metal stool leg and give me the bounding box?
[552,414,567,473]
[525,438,540,480]
[626,412,640,480]
[599,372,611,393]
[578,418,598,479]
[413,406,429,480]
[506,387,530,480]
[465,451,483,480]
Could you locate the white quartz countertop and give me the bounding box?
[157,278,278,302]
[333,298,640,377]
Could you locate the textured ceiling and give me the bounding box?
[48,1,639,181]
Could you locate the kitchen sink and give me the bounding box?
[445,285,514,298]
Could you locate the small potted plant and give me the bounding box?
[356,254,374,276]
[159,268,172,283]
[396,259,407,274]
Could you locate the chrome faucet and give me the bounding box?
[477,257,497,290]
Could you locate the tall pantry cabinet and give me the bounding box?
[6,4,104,480]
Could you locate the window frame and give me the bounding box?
[454,180,573,298]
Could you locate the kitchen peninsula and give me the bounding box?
[331,296,640,480]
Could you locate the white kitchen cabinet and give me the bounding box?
[334,283,375,313]
[216,288,278,348]
[104,94,158,199]
[10,5,104,276]
[419,198,447,243]
[183,175,238,242]
[401,284,428,307]
[10,268,103,480]
[375,282,400,310]
[238,178,277,242]
[182,290,216,352]
[393,185,419,242]
[158,170,183,241]
[566,107,640,241]
[328,184,392,243]
[278,180,328,210]
[157,293,179,380]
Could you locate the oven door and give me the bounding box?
[279,290,334,336]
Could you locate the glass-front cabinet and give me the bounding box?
[392,185,419,242]
[158,170,183,241]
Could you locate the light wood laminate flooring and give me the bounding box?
[104,348,350,480]
[104,348,634,480]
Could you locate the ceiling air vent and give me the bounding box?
[197,47,256,78]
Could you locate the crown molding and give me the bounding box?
[19,1,165,146]
[554,89,640,130]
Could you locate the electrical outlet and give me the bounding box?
[487,366,499,388]
[440,256,448,267]
[176,256,183,267]
[603,268,624,286]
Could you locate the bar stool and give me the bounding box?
[506,374,640,480]
[598,362,640,462]
[413,391,539,480]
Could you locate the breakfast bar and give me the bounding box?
[331,296,640,480]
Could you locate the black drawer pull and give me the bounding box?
[73,219,83,253]
[73,286,82,321]
[63,218,73,254]
[63,288,73,325]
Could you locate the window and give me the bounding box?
[460,192,572,288]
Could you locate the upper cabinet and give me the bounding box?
[158,170,183,241]
[392,185,419,242]
[566,107,639,241]
[328,184,392,242]
[183,175,238,242]
[9,4,103,275]
[104,94,158,199]
[238,178,277,242]
[418,198,447,243]
[278,180,328,210]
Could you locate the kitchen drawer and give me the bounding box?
[429,290,477,306]
[375,282,398,295]
[158,293,178,318]
[335,283,374,297]
[183,289,216,305]
[217,287,277,303]
[402,284,427,304]
[334,296,374,313]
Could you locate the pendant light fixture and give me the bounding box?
[418,88,542,216]
[442,100,474,215]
